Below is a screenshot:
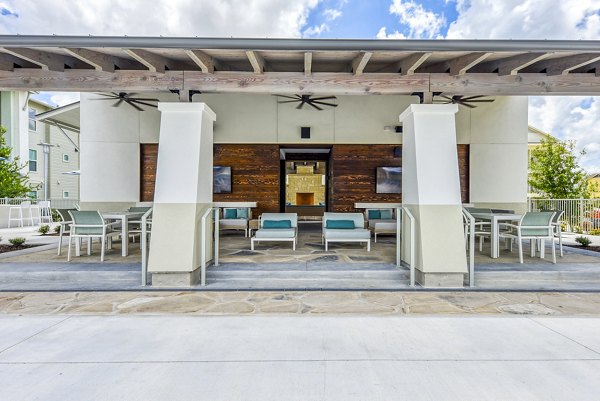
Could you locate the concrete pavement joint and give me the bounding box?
[0,315,71,355]
[529,317,600,356]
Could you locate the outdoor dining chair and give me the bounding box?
[498,211,557,264]
[8,201,34,227]
[56,209,75,256]
[67,211,120,262]
[549,210,565,257]
[462,209,491,252]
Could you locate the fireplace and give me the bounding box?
[296,192,315,206]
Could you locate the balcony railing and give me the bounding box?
[0,197,79,209]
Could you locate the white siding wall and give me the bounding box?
[48,124,79,200]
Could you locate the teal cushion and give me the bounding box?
[236,208,248,219]
[380,210,393,219]
[224,209,237,219]
[263,220,292,229]
[368,210,381,220]
[326,220,355,229]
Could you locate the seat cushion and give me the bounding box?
[380,210,393,219]
[324,228,371,240]
[220,219,248,228]
[367,210,381,220]
[326,220,355,229]
[236,208,248,219]
[255,228,296,239]
[368,219,396,229]
[224,208,237,219]
[263,219,292,229]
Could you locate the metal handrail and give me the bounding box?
[199,206,214,286]
[140,207,153,286]
[462,209,476,288]
[400,206,416,288]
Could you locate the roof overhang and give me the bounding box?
[1,35,600,96]
[35,101,80,133]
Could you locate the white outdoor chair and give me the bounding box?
[128,207,153,249]
[548,210,565,257]
[67,211,120,262]
[56,209,75,256]
[462,209,491,252]
[8,201,34,227]
[251,213,298,250]
[499,211,557,264]
[32,200,53,225]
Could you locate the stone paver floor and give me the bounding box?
[2,291,600,315]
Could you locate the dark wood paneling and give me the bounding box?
[213,144,280,216]
[331,145,402,212]
[140,144,158,202]
[457,144,470,203]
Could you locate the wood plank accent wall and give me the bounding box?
[330,145,402,212]
[213,144,280,216]
[140,144,158,202]
[330,144,470,212]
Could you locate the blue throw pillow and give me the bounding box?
[236,208,248,219]
[368,210,381,220]
[326,220,355,229]
[224,209,237,219]
[263,220,292,229]
[380,210,393,219]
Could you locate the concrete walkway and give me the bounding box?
[0,314,599,400]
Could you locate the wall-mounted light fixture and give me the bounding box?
[384,125,402,133]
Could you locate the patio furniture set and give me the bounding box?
[463,207,564,264]
[7,200,53,227]
[222,207,399,252]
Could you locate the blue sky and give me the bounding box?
[2,0,600,171]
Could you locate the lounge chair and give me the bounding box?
[251,213,297,250]
[220,207,251,237]
[364,208,396,230]
[322,212,371,251]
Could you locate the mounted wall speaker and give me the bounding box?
[394,146,401,157]
[301,126,311,139]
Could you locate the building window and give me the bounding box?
[62,154,69,163]
[28,149,37,172]
[28,191,37,199]
[28,108,36,131]
[63,191,69,199]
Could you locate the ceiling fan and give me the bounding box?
[433,95,495,109]
[274,94,338,111]
[92,92,159,111]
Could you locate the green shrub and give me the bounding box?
[38,225,50,235]
[51,209,61,222]
[589,229,600,236]
[575,236,592,247]
[53,225,61,234]
[8,237,26,246]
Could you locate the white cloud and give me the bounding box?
[49,92,80,107]
[0,0,320,37]
[376,26,406,39]
[385,0,446,39]
[303,23,329,37]
[529,97,600,173]
[447,0,600,39]
[323,8,342,21]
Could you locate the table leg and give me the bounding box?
[121,216,128,257]
[491,217,499,259]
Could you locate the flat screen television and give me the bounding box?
[376,167,402,194]
[213,166,232,194]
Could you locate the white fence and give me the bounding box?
[528,198,600,233]
[0,197,79,210]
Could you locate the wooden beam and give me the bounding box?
[183,71,428,94]
[63,48,115,72]
[184,49,214,73]
[246,50,266,74]
[0,69,183,91]
[351,51,372,75]
[398,52,431,75]
[0,47,65,71]
[430,73,600,95]
[534,53,600,76]
[304,52,312,76]
[422,52,492,75]
[493,52,552,76]
[123,48,180,73]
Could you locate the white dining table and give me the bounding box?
[101,211,144,257]
[470,212,522,258]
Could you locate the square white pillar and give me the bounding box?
[400,104,467,287]
[148,103,216,286]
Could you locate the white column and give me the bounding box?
[148,103,216,286]
[400,104,467,287]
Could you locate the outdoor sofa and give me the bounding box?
[322,212,371,251]
[251,213,298,250]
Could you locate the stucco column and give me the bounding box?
[400,104,467,287]
[148,103,216,286]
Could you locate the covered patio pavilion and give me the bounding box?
[2,35,600,289]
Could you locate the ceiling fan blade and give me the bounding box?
[307,102,323,111]
[273,94,301,100]
[127,97,159,102]
[310,96,337,101]
[278,100,301,104]
[95,93,117,98]
[296,102,305,109]
[126,101,144,112]
[463,99,495,103]
[112,99,124,108]
[458,102,476,109]
[311,100,338,107]
[439,95,454,101]
[460,95,487,101]
[131,100,158,108]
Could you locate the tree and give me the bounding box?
[528,136,592,199]
[0,126,36,198]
